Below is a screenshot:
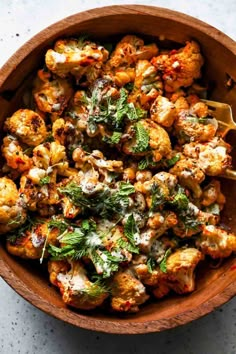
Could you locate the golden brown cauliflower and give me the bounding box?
[196,225,236,258]
[164,248,203,294]
[183,137,232,176]
[170,157,205,198]
[6,219,59,259]
[108,35,158,69]
[173,97,217,144]
[33,141,67,172]
[123,119,171,162]
[0,177,26,235]
[151,41,204,92]
[152,248,203,297]
[110,268,149,312]
[64,90,89,131]
[129,60,163,109]
[33,71,73,115]
[201,180,226,209]
[45,38,109,83]
[49,260,109,310]
[150,95,177,127]
[4,109,47,146]
[1,136,32,173]
[139,212,178,253]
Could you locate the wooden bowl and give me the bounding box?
[1,5,236,334]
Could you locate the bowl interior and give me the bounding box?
[1,5,236,333]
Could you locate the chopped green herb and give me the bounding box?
[159,248,171,273]
[132,122,150,153]
[116,238,139,254]
[150,183,166,211]
[39,176,50,186]
[124,214,139,246]
[102,131,122,145]
[138,155,158,170]
[169,186,189,211]
[78,280,110,300]
[147,257,156,273]
[165,154,181,168]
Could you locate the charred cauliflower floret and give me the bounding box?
[33,141,67,174]
[110,268,149,312]
[4,109,47,146]
[163,248,203,294]
[129,60,163,109]
[2,136,32,172]
[109,35,158,68]
[33,71,73,115]
[174,97,218,144]
[170,157,205,198]
[151,41,204,92]
[65,90,89,131]
[196,225,236,258]
[201,180,226,209]
[49,261,109,310]
[52,118,83,149]
[45,38,109,84]
[6,219,59,259]
[123,119,171,162]
[139,212,178,253]
[0,177,26,235]
[150,95,177,127]
[183,137,232,176]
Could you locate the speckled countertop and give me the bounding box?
[1,1,236,353]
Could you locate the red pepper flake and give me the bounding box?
[230,265,236,270]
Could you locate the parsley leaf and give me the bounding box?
[132,122,150,153]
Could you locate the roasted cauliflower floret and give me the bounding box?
[150,95,177,127]
[65,90,89,131]
[170,157,205,198]
[2,136,32,172]
[33,141,67,173]
[110,268,149,312]
[174,97,217,144]
[183,137,232,176]
[123,119,171,162]
[33,71,73,115]
[6,219,59,259]
[4,109,47,146]
[151,41,204,92]
[139,212,178,253]
[201,180,226,209]
[52,118,83,148]
[164,248,203,294]
[49,261,109,310]
[45,38,109,83]
[196,225,236,258]
[108,35,158,69]
[0,177,26,235]
[129,60,163,109]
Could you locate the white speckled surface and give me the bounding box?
[1,1,236,353]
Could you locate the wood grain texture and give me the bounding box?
[1,5,236,334]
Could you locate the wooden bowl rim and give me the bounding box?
[1,5,236,334]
